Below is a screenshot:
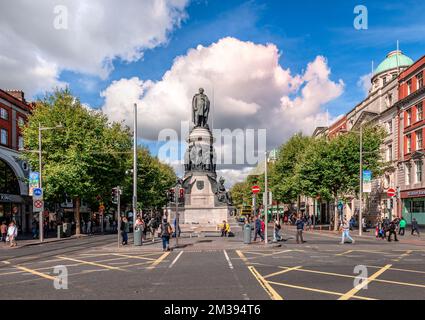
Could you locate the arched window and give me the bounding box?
[0,159,20,194]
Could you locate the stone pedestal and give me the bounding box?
[179,126,231,228]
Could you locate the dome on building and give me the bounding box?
[374,50,413,76]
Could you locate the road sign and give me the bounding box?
[33,199,44,212]
[252,185,260,194]
[387,188,396,198]
[33,188,43,199]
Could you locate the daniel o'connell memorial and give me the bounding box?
[177,88,232,228]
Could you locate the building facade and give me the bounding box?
[0,89,33,232]
[396,55,425,225]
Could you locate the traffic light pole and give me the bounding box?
[116,187,121,248]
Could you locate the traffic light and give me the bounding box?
[178,188,185,203]
[111,187,118,204]
[168,188,175,202]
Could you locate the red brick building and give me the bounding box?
[396,55,425,225]
[0,89,33,232]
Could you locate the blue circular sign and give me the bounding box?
[33,188,43,197]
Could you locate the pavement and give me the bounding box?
[0,225,424,300]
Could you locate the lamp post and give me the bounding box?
[38,123,64,242]
[133,103,138,242]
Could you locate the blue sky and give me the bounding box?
[61,0,425,119]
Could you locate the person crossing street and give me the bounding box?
[340,217,355,244]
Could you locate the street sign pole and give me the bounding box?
[359,125,363,236]
[133,103,138,243]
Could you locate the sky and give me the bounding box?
[1,0,425,187]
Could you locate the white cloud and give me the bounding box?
[0,0,188,97]
[357,72,372,96]
[101,37,345,185]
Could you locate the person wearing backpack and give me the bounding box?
[387,219,399,242]
[159,218,173,251]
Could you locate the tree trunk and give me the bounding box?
[74,197,81,236]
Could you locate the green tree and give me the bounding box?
[22,89,132,235]
[270,133,312,204]
[295,126,386,229]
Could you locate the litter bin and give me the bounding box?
[134,227,142,246]
[243,223,251,244]
[57,225,63,239]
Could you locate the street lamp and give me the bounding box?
[263,150,276,244]
[38,123,64,242]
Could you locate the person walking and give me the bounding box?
[295,213,306,244]
[399,217,407,236]
[173,217,181,238]
[120,217,129,245]
[159,218,172,251]
[340,217,355,244]
[387,219,399,242]
[1,221,7,242]
[253,216,264,242]
[274,218,282,242]
[7,221,18,247]
[411,218,421,236]
[86,219,92,235]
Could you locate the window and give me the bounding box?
[416,161,423,183]
[18,136,24,150]
[387,144,393,161]
[383,77,387,86]
[407,109,412,126]
[0,108,8,120]
[406,165,411,185]
[418,102,423,121]
[407,79,412,95]
[412,200,425,213]
[407,134,412,153]
[417,72,424,90]
[0,129,7,145]
[386,120,393,134]
[17,116,25,128]
[417,130,423,150]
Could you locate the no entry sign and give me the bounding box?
[252,185,260,194]
[387,188,396,198]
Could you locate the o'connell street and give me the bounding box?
[0,0,425,306]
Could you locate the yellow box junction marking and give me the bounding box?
[248,266,283,300]
[147,252,170,269]
[338,264,392,300]
[15,266,56,281]
[57,256,127,271]
[263,266,302,279]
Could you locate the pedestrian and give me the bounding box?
[411,218,420,236]
[1,221,7,242]
[159,218,172,251]
[295,213,306,244]
[306,215,312,231]
[253,216,264,242]
[7,221,18,247]
[121,217,129,245]
[173,217,181,238]
[361,216,367,232]
[387,219,399,242]
[31,218,38,239]
[383,217,390,238]
[86,219,92,235]
[274,218,282,242]
[398,217,407,236]
[221,220,230,237]
[340,217,355,244]
[43,220,49,239]
[349,216,356,231]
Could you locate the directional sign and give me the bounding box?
[387,188,396,198]
[252,185,260,194]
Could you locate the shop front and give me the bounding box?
[401,189,425,225]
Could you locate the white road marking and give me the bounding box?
[169,251,184,269]
[223,250,234,270]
